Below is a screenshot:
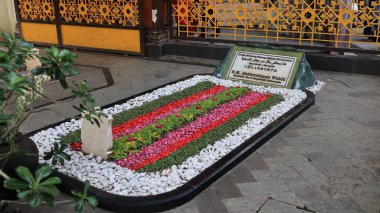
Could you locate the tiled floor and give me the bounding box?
[10,52,380,213]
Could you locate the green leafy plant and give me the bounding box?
[71,180,98,213]
[43,143,71,166]
[71,80,107,126]
[3,165,61,207]
[0,33,104,144]
[0,32,34,72]
[71,80,94,105]
[3,166,99,213]
[0,33,102,211]
[33,46,77,89]
[4,72,30,95]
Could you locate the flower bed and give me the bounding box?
[30,75,308,198]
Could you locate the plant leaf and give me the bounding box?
[39,185,60,197]
[83,180,90,195]
[60,152,71,161]
[87,196,98,208]
[3,178,29,190]
[74,200,84,213]
[35,165,53,183]
[50,46,59,58]
[71,190,82,198]
[43,152,53,161]
[44,143,70,165]
[17,190,33,199]
[32,67,45,76]
[15,166,35,184]
[40,177,61,186]
[40,193,56,207]
[28,191,42,208]
[1,33,13,43]
[59,79,68,89]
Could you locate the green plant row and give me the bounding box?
[60,81,216,145]
[138,94,284,173]
[60,130,81,145]
[112,87,250,160]
[112,81,216,125]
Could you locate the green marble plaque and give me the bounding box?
[220,46,304,89]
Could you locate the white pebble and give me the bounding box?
[30,75,309,197]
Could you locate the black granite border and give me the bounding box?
[20,74,315,213]
[146,42,380,76]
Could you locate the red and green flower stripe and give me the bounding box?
[138,94,284,172]
[115,92,270,170]
[111,87,250,160]
[112,81,216,126]
[60,81,216,145]
[112,85,227,139]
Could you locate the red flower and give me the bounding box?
[175,113,181,117]
[111,85,226,136]
[70,142,82,151]
[124,93,271,170]
[226,92,231,96]
[236,86,241,88]
[156,124,163,128]
[196,105,202,109]
[128,137,135,141]
[212,97,217,101]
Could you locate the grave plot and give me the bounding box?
[25,75,314,212]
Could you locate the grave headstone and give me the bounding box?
[215,45,315,89]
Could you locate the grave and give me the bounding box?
[20,46,316,212]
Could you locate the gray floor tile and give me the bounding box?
[237,180,290,196]
[194,187,229,213]
[12,54,380,213]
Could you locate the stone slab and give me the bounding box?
[220,46,303,88]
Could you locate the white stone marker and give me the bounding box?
[81,114,113,160]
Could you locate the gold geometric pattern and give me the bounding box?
[59,0,139,26]
[173,0,380,49]
[18,0,55,21]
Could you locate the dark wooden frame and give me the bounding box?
[13,0,145,56]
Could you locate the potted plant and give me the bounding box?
[0,33,104,212]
